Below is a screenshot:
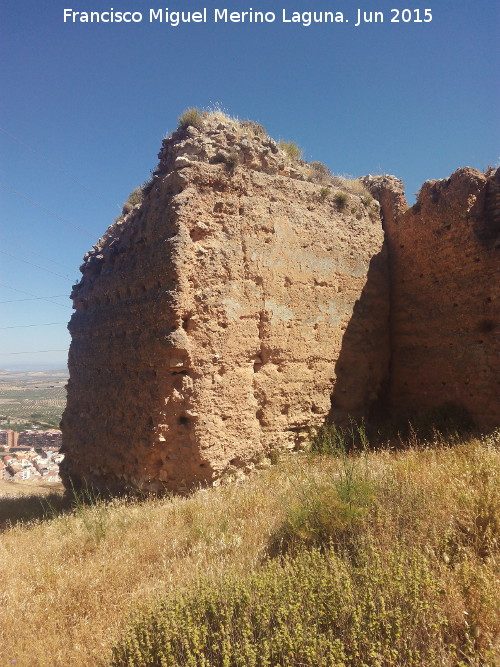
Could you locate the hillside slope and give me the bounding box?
[1,434,499,666]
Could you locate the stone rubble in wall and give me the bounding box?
[156,118,303,181]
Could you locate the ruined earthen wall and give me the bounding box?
[374,168,500,428]
[61,118,389,492]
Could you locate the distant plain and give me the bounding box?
[0,369,68,429]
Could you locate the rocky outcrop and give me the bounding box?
[366,167,499,429]
[60,114,390,493]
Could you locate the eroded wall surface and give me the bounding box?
[366,168,500,428]
[60,118,389,492]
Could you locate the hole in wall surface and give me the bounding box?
[478,319,495,334]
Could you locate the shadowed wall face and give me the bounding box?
[381,168,500,428]
[60,117,390,493]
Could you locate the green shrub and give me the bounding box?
[318,186,331,202]
[127,188,143,207]
[268,482,371,557]
[311,421,367,456]
[112,545,453,667]
[269,448,280,466]
[178,107,204,130]
[271,423,373,557]
[121,187,143,216]
[334,191,349,210]
[279,140,302,161]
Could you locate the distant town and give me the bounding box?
[0,429,63,483]
[0,369,66,485]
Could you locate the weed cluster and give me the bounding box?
[279,140,303,161]
[112,545,450,667]
[239,119,267,138]
[318,186,331,202]
[215,149,241,172]
[112,435,500,666]
[330,175,371,198]
[178,107,204,130]
[311,420,368,455]
[307,160,332,184]
[119,186,144,218]
[1,437,499,666]
[334,191,349,210]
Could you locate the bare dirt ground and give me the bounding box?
[0,479,64,497]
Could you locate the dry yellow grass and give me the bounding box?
[1,436,499,666]
[330,174,372,197]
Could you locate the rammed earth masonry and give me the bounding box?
[60,110,498,495]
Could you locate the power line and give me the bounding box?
[0,234,74,271]
[0,322,66,330]
[2,349,68,355]
[0,182,93,237]
[0,250,72,280]
[0,126,112,206]
[0,283,70,309]
[0,295,67,304]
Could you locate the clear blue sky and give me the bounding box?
[1,0,498,369]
